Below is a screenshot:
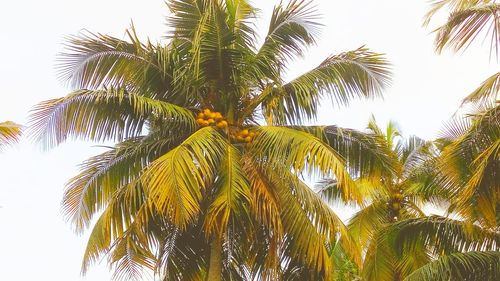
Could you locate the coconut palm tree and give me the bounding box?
[386,87,500,281]
[0,121,21,149]
[29,0,392,280]
[317,117,447,281]
[385,2,500,279]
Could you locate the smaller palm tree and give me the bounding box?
[389,2,500,280]
[0,121,21,149]
[388,77,499,281]
[317,117,446,281]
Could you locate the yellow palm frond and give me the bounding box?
[204,143,251,235]
[0,121,21,148]
[252,126,361,203]
[143,127,226,229]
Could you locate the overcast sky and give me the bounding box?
[0,0,498,280]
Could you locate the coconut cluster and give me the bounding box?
[231,129,256,143]
[196,109,228,128]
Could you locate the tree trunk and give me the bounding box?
[207,234,223,281]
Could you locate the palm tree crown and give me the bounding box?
[30,0,392,280]
[318,117,444,281]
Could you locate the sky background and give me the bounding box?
[0,0,498,280]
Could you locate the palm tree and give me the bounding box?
[387,86,500,281]
[0,121,21,149]
[29,0,392,280]
[317,117,446,281]
[384,2,500,280]
[393,83,500,280]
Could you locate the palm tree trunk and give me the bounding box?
[207,234,223,281]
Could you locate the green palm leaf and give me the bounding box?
[405,251,500,281]
[391,216,499,256]
[29,88,195,148]
[58,28,161,90]
[259,47,391,125]
[255,0,320,80]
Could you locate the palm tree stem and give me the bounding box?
[207,234,223,281]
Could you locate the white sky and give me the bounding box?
[0,0,498,280]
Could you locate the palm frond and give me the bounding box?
[260,47,391,125]
[274,171,357,278]
[423,0,486,26]
[109,225,157,281]
[58,28,161,90]
[29,88,195,148]
[362,234,400,281]
[204,143,251,235]
[81,182,150,274]
[251,126,360,203]
[433,3,500,56]
[391,216,499,256]
[142,127,226,229]
[362,220,430,281]
[347,201,389,250]
[291,125,396,179]
[0,121,21,149]
[255,0,321,80]
[404,251,500,281]
[439,104,499,227]
[462,71,500,105]
[242,155,283,236]
[62,134,177,232]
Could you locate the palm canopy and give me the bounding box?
[30,0,391,280]
[386,64,499,281]
[383,95,500,281]
[318,117,446,281]
[0,121,21,149]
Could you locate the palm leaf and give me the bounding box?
[0,121,21,148]
[254,0,320,80]
[251,126,360,203]
[29,88,195,148]
[260,47,391,125]
[423,0,486,26]
[142,126,226,229]
[204,143,251,235]
[58,28,162,90]
[391,216,499,256]
[433,3,500,56]
[109,225,157,281]
[62,134,178,231]
[439,104,499,227]
[404,251,500,281]
[462,71,500,105]
[81,182,150,274]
